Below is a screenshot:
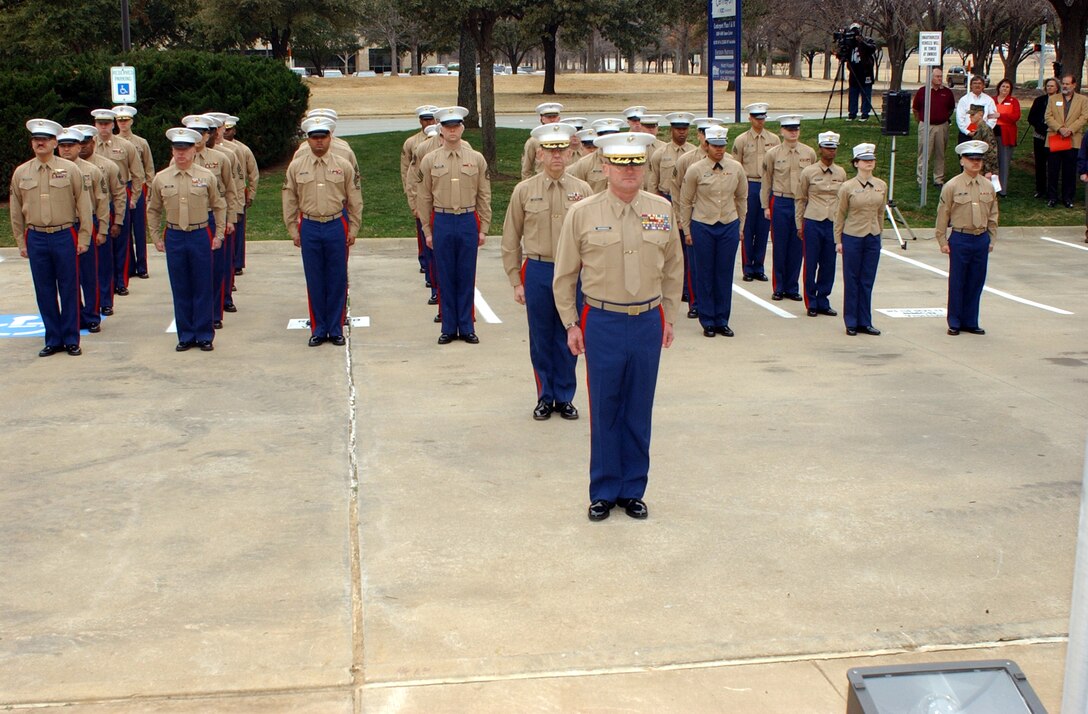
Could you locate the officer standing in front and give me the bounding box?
[935,140,998,336]
[676,125,747,338]
[9,119,93,356]
[416,106,492,345]
[148,128,226,352]
[732,103,778,282]
[282,117,363,347]
[553,132,683,522]
[796,131,846,317]
[501,123,591,421]
[761,114,815,301]
[834,143,888,336]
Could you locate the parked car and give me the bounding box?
[289,67,309,77]
[517,65,534,74]
[322,69,344,78]
[946,66,989,88]
[353,70,377,77]
[423,64,449,75]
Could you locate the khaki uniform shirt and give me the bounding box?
[281,151,363,242]
[405,135,442,214]
[732,128,780,180]
[120,131,156,189]
[796,162,848,228]
[833,176,888,243]
[228,138,260,201]
[147,164,227,239]
[553,189,684,326]
[75,157,110,237]
[179,147,236,225]
[642,138,668,191]
[89,153,127,229]
[934,172,999,247]
[9,156,93,251]
[521,135,578,179]
[401,129,427,194]
[501,171,592,286]
[295,138,360,174]
[210,140,247,220]
[760,142,817,208]
[96,134,144,194]
[415,142,493,237]
[648,141,694,197]
[674,146,707,190]
[676,156,748,233]
[567,151,608,194]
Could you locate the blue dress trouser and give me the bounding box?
[417,217,438,300]
[691,219,740,329]
[841,233,881,329]
[130,186,148,276]
[300,216,349,339]
[27,227,81,348]
[582,303,663,503]
[523,258,577,404]
[165,226,215,345]
[211,216,227,322]
[770,196,802,295]
[98,208,115,310]
[113,183,132,291]
[741,180,769,277]
[432,211,478,336]
[414,214,427,271]
[802,218,837,312]
[233,211,246,270]
[79,220,100,327]
[947,230,989,330]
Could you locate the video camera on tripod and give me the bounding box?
[832,24,876,61]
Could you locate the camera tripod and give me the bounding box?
[822,59,848,122]
[884,136,917,250]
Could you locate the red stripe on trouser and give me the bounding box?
[800,228,809,309]
[580,303,592,432]
[70,228,82,330]
[90,225,100,313]
[768,195,777,292]
[340,215,350,327]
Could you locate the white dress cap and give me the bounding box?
[664,112,696,126]
[704,126,729,146]
[594,132,656,164]
[852,143,876,160]
[26,119,63,137]
[166,127,202,145]
[531,122,577,148]
[182,114,214,130]
[435,106,470,124]
[307,108,338,119]
[623,106,647,120]
[560,116,588,130]
[590,118,624,134]
[776,114,803,128]
[817,131,840,147]
[745,102,769,116]
[955,140,989,157]
[112,105,138,118]
[301,116,336,135]
[91,108,117,121]
[535,102,563,115]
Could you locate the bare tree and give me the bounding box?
[1047,0,1088,86]
[997,0,1051,81]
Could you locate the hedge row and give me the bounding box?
[1,50,309,200]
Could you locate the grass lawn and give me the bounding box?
[1,122,1083,248]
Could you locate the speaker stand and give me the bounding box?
[884,136,917,250]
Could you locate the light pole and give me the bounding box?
[121,0,131,52]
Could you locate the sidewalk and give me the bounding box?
[1,226,1085,712]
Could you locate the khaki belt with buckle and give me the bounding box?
[28,223,74,234]
[525,254,554,263]
[953,228,987,236]
[302,213,342,223]
[433,207,475,215]
[772,191,793,198]
[584,296,662,316]
[167,222,209,230]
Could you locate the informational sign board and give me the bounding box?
[918,32,943,67]
[709,0,739,84]
[110,66,137,104]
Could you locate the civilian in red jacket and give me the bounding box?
[993,79,1021,197]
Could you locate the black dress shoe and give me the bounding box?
[198,340,214,351]
[100,306,114,316]
[434,314,442,323]
[437,333,454,344]
[1048,200,1057,208]
[38,345,61,357]
[213,320,223,329]
[425,280,433,288]
[807,308,818,317]
[703,327,717,337]
[308,335,327,347]
[427,296,438,305]
[786,293,803,301]
[742,274,754,282]
[771,292,784,301]
[716,326,734,337]
[224,303,237,313]
[846,327,857,336]
[232,284,237,292]
[588,500,614,521]
[329,335,347,346]
[462,333,480,344]
[115,286,129,296]
[532,399,553,420]
[617,498,648,519]
[234,268,244,276]
[819,308,838,317]
[964,327,986,335]
[176,341,193,352]
[555,401,579,420]
[687,308,699,319]
[947,328,960,335]
[1066,202,1076,209]
[65,344,82,356]
[754,273,769,281]
[136,272,149,279]
[87,322,101,333]
[419,267,426,274]
[860,326,881,336]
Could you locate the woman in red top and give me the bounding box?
[993,78,1021,197]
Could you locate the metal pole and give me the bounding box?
[921,66,932,207]
[120,0,131,52]
[1039,24,1047,88]
[734,0,742,124]
[707,0,714,118]
[1062,436,1088,714]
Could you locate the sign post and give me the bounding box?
[707,0,741,123]
[110,65,137,105]
[917,31,942,207]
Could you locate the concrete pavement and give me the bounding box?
[1,225,1085,712]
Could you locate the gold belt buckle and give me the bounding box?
[627,305,641,316]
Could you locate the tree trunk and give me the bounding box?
[542,24,558,94]
[1049,0,1088,86]
[270,26,290,60]
[887,36,907,91]
[823,49,832,80]
[388,35,398,74]
[458,25,479,128]
[411,41,420,75]
[764,30,775,77]
[586,28,598,74]
[678,22,691,75]
[472,15,499,170]
[627,50,636,73]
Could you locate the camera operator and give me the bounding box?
[836,24,877,122]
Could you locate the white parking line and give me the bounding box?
[1041,236,1088,252]
[166,320,176,334]
[732,284,798,318]
[287,317,370,329]
[474,287,502,323]
[880,249,1074,315]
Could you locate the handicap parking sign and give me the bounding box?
[0,314,45,338]
[110,66,137,103]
